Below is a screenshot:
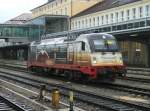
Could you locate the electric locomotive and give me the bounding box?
[27,33,126,81]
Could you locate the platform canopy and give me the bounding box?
[27,14,69,34]
[0,24,44,42]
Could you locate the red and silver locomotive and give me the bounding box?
[27,33,126,82]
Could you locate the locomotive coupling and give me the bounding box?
[52,88,60,109]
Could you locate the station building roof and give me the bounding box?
[31,0,55,11]
[4,13,32,24]
[72,0,141,18]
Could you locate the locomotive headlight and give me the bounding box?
[93,57,97,64]
[119,60,123,63]
[118,57,123,64]
[93,60,97,64]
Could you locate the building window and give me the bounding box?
[93,17,95,26]
[61,9,63,15]
[101,16,104,25]
[97,16,99,26]
[72,22,74,29]
[115,12,118,22]
[132,8,136,19]
[75,21,77,28]
[82,20,84,28]
[65,7,67,15]
[127,9,130,20]
[85,19,88,27]
[111,13,114,23]
[89,18,91,27]
[121,11,124,21]
[78,21,81,28]
[146,5,150,17]
[105,15,108,24]
[139,7,143,18]
[56,2,57,6]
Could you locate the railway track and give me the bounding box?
[101,82,150,97]
[0,63,150,94]
[1,61,150,80]
[127,67,150,72]
[127,67,150,76]
[0,94,31,111]
[119,76,150,84]
[0,64,150,96]
[0,68,149,111]
[1,63,150,85]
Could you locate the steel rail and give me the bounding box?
[0,95,29,111]
[119,76,150,84]
[0,70,149,111]
[0,64,150,96]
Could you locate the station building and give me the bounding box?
[30,0,103,34]
[31,0,102,18]
[70,0,150,67]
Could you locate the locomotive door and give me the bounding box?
[67,43,74,64]
[76,41,90,66]
[73,42,81,65]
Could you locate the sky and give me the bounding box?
[0,0,47,23]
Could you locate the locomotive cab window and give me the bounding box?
[92,39,118,52]
[89,35,119,52]
[93,39,106,51]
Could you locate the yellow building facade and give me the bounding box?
[31,0,102,18]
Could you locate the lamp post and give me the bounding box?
[69,90,74,111]
[66,82,74,111]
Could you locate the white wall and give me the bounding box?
[71,0,150,30]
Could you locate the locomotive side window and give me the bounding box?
[81,42,85,51]
[56,45,67,58]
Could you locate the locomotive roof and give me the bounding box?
[77,33,115,40]
[31,33,115,46]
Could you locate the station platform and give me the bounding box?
[0,59,27,69]
[127,67,150,71]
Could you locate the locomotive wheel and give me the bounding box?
[69,73,74,80]
[118,73,126,77]
[80,74,89,84]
